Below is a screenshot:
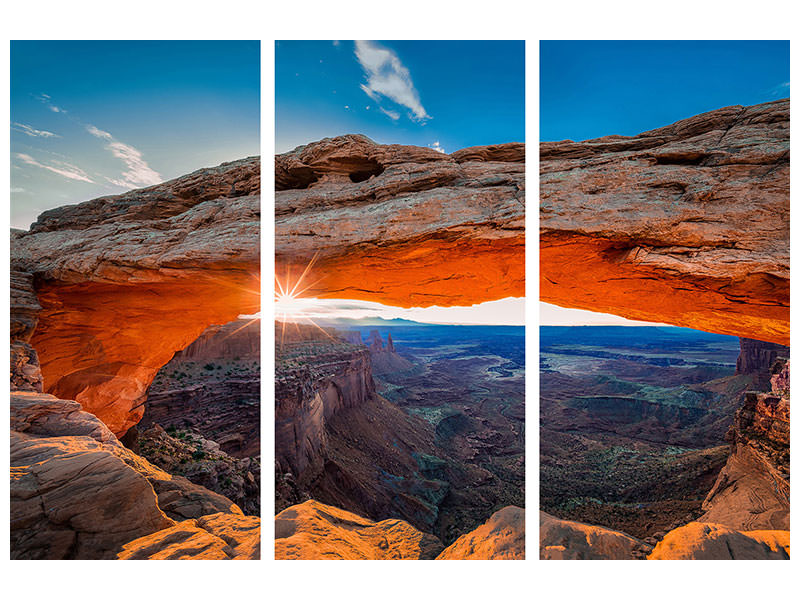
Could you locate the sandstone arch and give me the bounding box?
[540,100,789,344]
[275,135,525,308]
[12,157,260,436]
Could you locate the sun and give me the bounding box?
[274,252,335,347]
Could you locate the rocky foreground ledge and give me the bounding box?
[275,500,524,560]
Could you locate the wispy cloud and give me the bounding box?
[35,93,67,114]
[12,122,60,138]
[428,141,446,154]
[86,125,162,188]
[354,40,430,122]
[379,107,400,121]
[16,153,94,183]
[770,81,790,96]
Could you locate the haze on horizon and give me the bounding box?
[10,41,260,230]
[276,297,525,327]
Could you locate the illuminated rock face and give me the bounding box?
[11,157,260,437]
[275,135,524,308]
[540,100,789,345]
[275,500,444,560]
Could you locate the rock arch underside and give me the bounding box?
[12,158,261,436]
[538,100,790,560]
[540,99,788,345]
[275,134,525,307]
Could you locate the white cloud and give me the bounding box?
[86,124,162,188]
[16,153,94,183]
[379,107,400,121]
[354,40,430,122]
[35,93,67,113]
[428,141,446,154]
[332,40,340,47]
[11,187,27,193]
[12,122,60,138]
[540,302,670,326]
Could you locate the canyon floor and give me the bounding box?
[275,321,525,556]
[540,326,789,558]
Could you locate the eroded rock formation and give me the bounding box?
[736,338,789,389]
[118,513,260,560]
[275,500,444,560]
[11,157,260,436]
[275,135,524,308]
[436,506,525,560]
[541,100,789,345]
[139,319,260,458]
[648,522,789,560]
[699,360,790,530]
[539,511,650,560]
[10,391,247,559]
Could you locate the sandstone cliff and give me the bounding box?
[11,157,260,436]
[10,391,254,559]
[541,100,789,345]
[275,135,524,308]
[736,337,789,389]
[274,324,448,533]
[699,360,789,530]
[139,319,260,458]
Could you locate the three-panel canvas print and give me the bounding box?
[7,39,789,561]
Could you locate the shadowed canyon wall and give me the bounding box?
[275,135,524,307]
[11,158,260,436]
[540,100,789,345]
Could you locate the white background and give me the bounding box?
[1,1,797,597]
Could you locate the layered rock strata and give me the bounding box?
[11,157,260,436]
[541,100,789,345]
[10,391,247,559]
[140,319,260,458]
[736,338,789,389]
[700,360,790,530]
[275,135,524,308]
[275,500,444,560]
[118,513,260,560]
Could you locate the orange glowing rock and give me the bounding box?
[541,100,789,344]
[12,158,260,437]
[276,135,525,308]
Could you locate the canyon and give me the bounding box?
[10,158,262,559]
[539,100,790,560]
[275,322,524,550]
[274,136,527,559]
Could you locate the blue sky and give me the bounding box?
[275,40,525,153]
[541,40,790,142]
[540,40,789,326]
[10,41,259,229]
